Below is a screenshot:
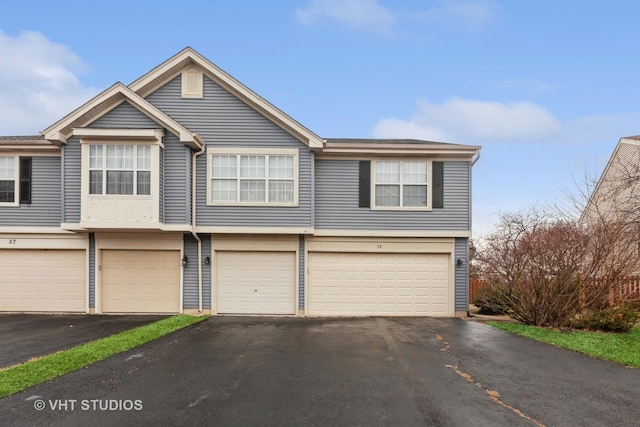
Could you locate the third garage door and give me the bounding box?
[308,252,450,316]
[216,251,296,315]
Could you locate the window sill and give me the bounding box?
[370,206,432,212]
[207,201,299,208]
[87,195,153,199]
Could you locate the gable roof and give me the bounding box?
[129,47,324,149]
[41,83,203,149]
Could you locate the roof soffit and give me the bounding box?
[320,140,481,158]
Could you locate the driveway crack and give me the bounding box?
[428,325,546,427]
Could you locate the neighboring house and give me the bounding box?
[581,136,640,225]
[0,48,480,317]
[580,136,640,277]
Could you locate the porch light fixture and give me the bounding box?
[456,258,464,267]
[182,256,188,266]
[204,256,211,265]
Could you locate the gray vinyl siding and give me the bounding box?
[298,235,305,309]
[455,237,469,311]
[315,160,471,230]
[89,101,159,128]
[0,156,62,226]
[183,234,198,308]
[202,234,211,309]
[63,141,81,223]
[163,134,190,224]
[145,75,313,227]
[89,233,95,308]
[159,147,164,223]
[182,233,212,309]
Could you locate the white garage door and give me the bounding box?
[0,249,86,312]
[308,252,450,316]
[216,251,296,315]
[101,250,180,313]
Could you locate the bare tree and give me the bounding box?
[476,206,640,327]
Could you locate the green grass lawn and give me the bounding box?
[490,322,640,368]
[0,315,209,399]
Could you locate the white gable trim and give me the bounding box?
[129,47,324,149]
[41,83,203,149]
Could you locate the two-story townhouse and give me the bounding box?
[0,48,480,317]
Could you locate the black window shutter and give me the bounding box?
[358,160,371,208]
[432,161,443,209]
[19,157,32,204]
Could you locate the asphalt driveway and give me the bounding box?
[0,314,166,368]
[1,317,639,426]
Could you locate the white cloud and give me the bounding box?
[295,0,396,35]
[0,30,99,135]
[373,97,564,144]
[430,0,498,31]
[295,0,498,36]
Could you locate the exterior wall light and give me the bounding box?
[182,256,188,266]
[204,256,211,265]
[456,259,464,267]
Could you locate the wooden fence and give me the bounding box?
[604,276,640,304]
[469,278,487,304]
[468,276,640,305]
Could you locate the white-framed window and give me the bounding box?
[88,145,151,195]
[0,156,18,205]
[208,148,298,206]
[373,160,429,209]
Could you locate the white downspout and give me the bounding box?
[191,134,206,314]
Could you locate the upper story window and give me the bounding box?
[89,145,151,195]
[0,156,31,206]
[0,156,17,204]
[208,148,298,206]
[373,160,429,209]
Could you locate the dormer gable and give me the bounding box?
[41,82,203,149]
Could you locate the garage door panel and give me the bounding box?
[102,250,180,313]
[216,251,295,315]
[309,252,450,316]
[0,249,86,312]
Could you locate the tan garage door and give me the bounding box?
[216,251,296,315]
[0,249,86,312]
[308,252,450,316]
[101,250,180,313]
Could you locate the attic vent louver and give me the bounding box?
[181,67,203,99]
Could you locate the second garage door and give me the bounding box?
[216,251,296,315]
[308,252,450,316]
[101,250,180,313]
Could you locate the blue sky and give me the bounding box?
[1,0,639,236]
